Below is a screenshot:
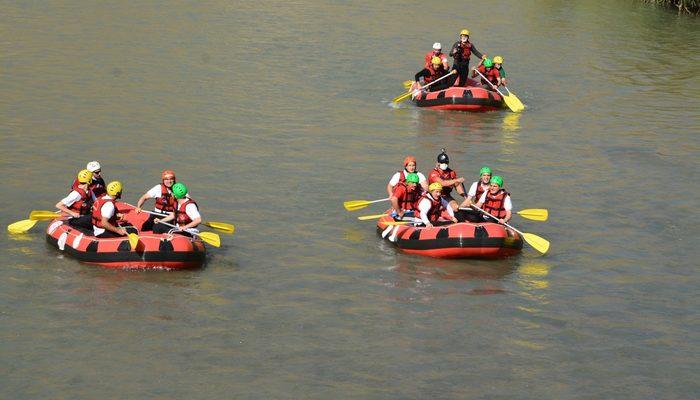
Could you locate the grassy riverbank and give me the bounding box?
[645,0,700,14]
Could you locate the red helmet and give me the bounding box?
[161,170,176,180]
[403,156,416,167]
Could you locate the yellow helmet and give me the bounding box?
[431,56,442,65]
[428,182,443,192]
[493,56,504,64]
[460,29,470,36]
[106,181,122,196]
[77,169,93,184]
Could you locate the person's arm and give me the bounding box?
[442,198,458,222]
[461,182,478,207]
[180,204,201,230]
[55,191,81,218]
[418,173,429,192]
[415,68,429,83]
[502,196,513,223]
[432,175,464,188]
[471,45,483,60]
[387,173,400,197]
[100,203,127,236]
[155,211,176,224]
[135,185,161,213]
[475,191,487,208]
[418,199,432,228]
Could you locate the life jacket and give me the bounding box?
[395,169,422,185]
[453,41,472,63]
[72,177,106,197]
[424,64,448,84]
[476,65,500,86]
[473,181,489,202]
[424,51,445,68]
[154,184,177,213]
[416,192,444,222]
[393,182,421,211]
[68,188,92,215]
[430,167,458,196]
[91,196,118,229]
[482,189,510,219]
[175,199,199,226]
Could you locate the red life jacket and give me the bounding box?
[416,193,445,222]
[473,181,489,202]
[476,65,500,85]
[482,189,510,219]
[71,178,105,197]
[68,188,92,216]
[175,199,199,226]
[429,167,458,195]
[154,184,177,213]
[393,182,421,211]
[454,41,472,63]
[91,196,118,229]
[424,64,448,84]
[424,51,445,68]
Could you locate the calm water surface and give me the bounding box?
[1,1,699,398]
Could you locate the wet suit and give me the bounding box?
[449,41,483,87]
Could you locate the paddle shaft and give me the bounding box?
[415,69,456,93]
[470,205,524,236]
[473,69,506,97]
[156,220,200,235]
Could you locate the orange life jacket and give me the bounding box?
[393,182,421,211]
[154,183,177,213]
[68,187,92,216]
[91,196,118,229]
[175,199,198,226]
[482,189,510,219]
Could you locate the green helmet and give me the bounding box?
[483,58,494,68]
[490,175,503,187]
[479,166,492,176]
[172,182,188,199]
[405,173,420,184]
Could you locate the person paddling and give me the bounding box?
[92,181,131,238]
[493,56,507,86]
[461,166,492,208]
[449,29,484,86]
[412,57,454,93]
[389,172,422,220]
[424,42,449,70]
[387,155,429,197]
[135,170,178,216]
[428,149,467,212]
[153,183,201,235]
[57,169,96,229]
[472,58,502,90]
[415,182,458,228]
[475,175,512,224]
[71,161,106,197]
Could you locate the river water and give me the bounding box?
[2,1,699,398]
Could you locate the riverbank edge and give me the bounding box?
[643,0,700,15]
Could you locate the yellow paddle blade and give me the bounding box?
[502,93,525,112]
[357,213,388,221]
[203,221,235,234]
[403,80,413,89]
[381,221,411,226]
[7,219,38,234]
[198,231,221,247]
[522,232,550,254]
[30,210,59,221]
[517,209,548,222]
[392,91,414,104]
[128,233,139,250]
[344,200,371,211]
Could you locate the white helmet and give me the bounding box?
[432,42,441,50]
[86,161,101,172]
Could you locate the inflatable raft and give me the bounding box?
[45,203,206,269]
[376,214,522,259]
[412,79,503,112]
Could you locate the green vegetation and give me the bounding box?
[644,0,700,14]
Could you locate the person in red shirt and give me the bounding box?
[472,58,502,90]
[389,173,422,220]
[428,149,467,212]
[424,42,449,70]
[413,57,455,92]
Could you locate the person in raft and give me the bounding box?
[428,149,467,212]
[134,169,178,230]
[386,155,429,197]
[389,172,422,220]
[71,161,106,197]
[472,58,502,90]
[412,57,455,93]
[424,42,449,70]
[449,29,484,86]
[475,175,512,224]
[455,166,493,222]
[415,182,458,228]
[57,169,97,229]
[92,181,133,238]
[493,56,507,86]
[152,183,201,235]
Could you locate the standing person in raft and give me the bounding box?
[389,172,422,220]
[92,181,133,238]
[71,161,106,197]
[134,170,178,230]
[449,29,485,86]
[412,57,456,93]
[153,183,201,235]
[415,182,458,228]
[424,42,449,70]
[475,175,512,224]
[428,149,468,212]
[386,155,429,197]
[57,169,96,229]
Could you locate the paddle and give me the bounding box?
[392,70,456,104]
[471,205,549,254]
[502,85,525,111]
[7,219,38,234]
[155,220,221,247]
[127,233,139,250]
[129,206,235,234]
[473,69,525,112]
[30,210,61,221]
[403,80,413,89]
[343,198,390,211]
[357,213,389,221]
[459,207,548,222]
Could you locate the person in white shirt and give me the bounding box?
[57,169,97,230]
[135,169,178,215]
[153,183,201,236]
[386,155,429,196]
[416,182,458,228]
[91,181,131,238]
[475,175,512,224]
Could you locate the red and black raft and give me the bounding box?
[412,79,503,112]
[376,214,522,259]
[45,202,206,269]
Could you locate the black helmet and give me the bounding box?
[437,148,449,164]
